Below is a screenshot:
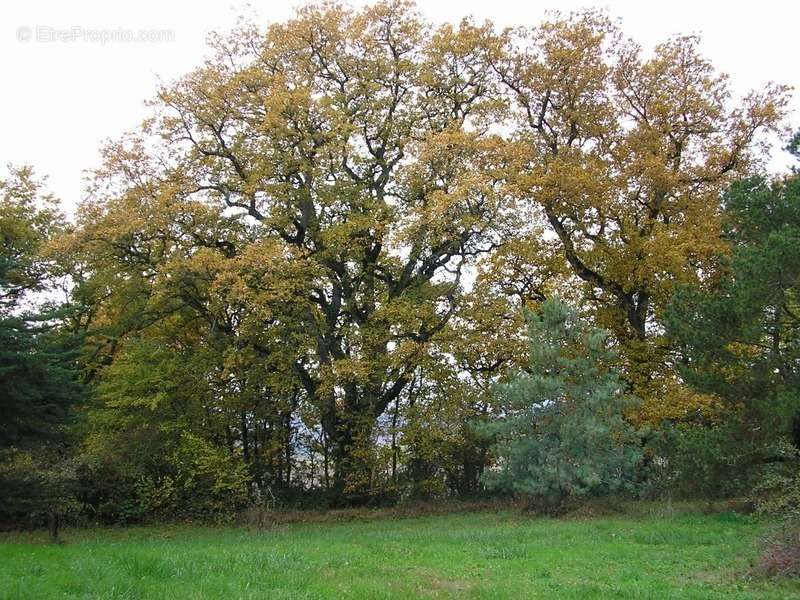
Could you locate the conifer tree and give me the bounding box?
[484,298,641,509]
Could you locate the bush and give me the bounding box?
[751,441,800,518]
[170,432,251,521]
[649,420,764,501]
[77,431,250,523]
[0,449,80,538]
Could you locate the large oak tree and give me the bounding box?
[69,1,513,499]
[63,2,790,504]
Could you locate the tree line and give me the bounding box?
[1,1,797,527]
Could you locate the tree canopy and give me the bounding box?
[2,1,794,516]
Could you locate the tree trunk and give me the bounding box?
[241,411,249,463]
[330,416,375,505]
[47,508,60,543]
[391,396,400,484]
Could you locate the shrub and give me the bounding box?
[171,432,251,521]
[77,431,250,523]
[751,441,800,518]
[0,449,80,539]
[649,420,763,501]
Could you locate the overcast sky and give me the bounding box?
[2,0,798,214]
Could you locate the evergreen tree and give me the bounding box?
[0,166,83,537]
[0,312,82,450]
[484,298,641,509]
[665,140,800,490]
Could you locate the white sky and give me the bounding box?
[1,0,798,215]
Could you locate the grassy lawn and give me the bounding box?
[1,505,798,599]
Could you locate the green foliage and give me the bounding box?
[0,449,80,526]
[651,421,765,500]
[78,434,251,523]
[0,166,80,452]
[131,433,250,522]
[667,172,800,434]
[483,298,642,509]
[0,166,84,530]
[750,440,800,518]
[666,161,800,500]
[0,313,83,452]
[1,7,794,518]
[0,165,63,306]
[79,338,251,522]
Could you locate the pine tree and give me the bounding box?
[484,298,641,509]
[0,166,83,538]
[664,139,800,495]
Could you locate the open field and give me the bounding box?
[1,505,798,599]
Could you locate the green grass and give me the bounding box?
[1,505,799,599]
